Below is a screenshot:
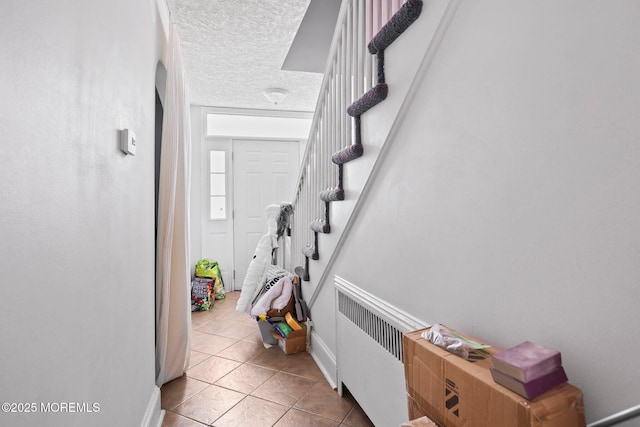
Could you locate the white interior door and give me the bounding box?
[233,139,300,290]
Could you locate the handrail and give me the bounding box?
[587,404,640,427]
[290,0,440,279]
[292,0,406,194]
[291,0,377,273]
[290,0,421,279]
[303,0,461,308]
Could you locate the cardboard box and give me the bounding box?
[403,328,586,427]
[271,326,306,355]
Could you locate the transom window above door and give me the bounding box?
[206,113,311,139]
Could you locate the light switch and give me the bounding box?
[120,129,136,155]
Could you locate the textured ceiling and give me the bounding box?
[167,0,325,112]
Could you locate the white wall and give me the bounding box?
[312,0,640,424]
[0,1,165,426]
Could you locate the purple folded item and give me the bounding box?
[490,366,568,400]
[492,341,562,382]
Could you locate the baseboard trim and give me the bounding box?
[141,386,163,427]
[309,330,337,389]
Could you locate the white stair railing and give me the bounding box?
[291,0,411,280]
[292,0,375,277]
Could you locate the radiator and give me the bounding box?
[335,276,429,427]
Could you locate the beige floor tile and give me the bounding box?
[241,315,258,326]
[216,339,268,363]
[187,351,211,369]
[279,352,325,381]
[190,332,236,355]
[206,323,257,340]
[251,372,317,407]
[247,346,291,371]
[161,375,209,410]
[341,403,375,427]
[211,395,288,427]
[161,411,207,427]
[162,292,372,427]
[198,310,250,327]
[241,329,266,345]
[208,305,249,318]
[171,385,244,425]
[273,408,340,427]
[294,381,355,423]
[191,311,215,329]
[214,363,277,394]
[186,356,241,384]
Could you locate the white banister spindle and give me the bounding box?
[372,0,380,46]
[292,0,399,273]
[322,114,328,191]
[313,146,318,220]
[357,5,362,100]
[324,100,332,190]
[321,111,326,192]
[316,142,321,217]
[319,125,325,194]
[323,101,334,189]
[382,0,390,28]
[367,0,407,51]
[365,0,373,89]
[345,8,351,143]
[306,154,311,229]
[331,67,341,167]
[337,51,342,146]
[393,0,401,15]
[366,0,373,44]
[346,3,354,143]
[313,143,318,218]
[330,66,336,188]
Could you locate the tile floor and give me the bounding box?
[161,291,374,427]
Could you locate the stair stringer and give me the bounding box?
[302,0,462,310]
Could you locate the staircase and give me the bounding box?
[285,2,640,426]
[286,0,458,424]
[291,0,424,284]
[290,0,457,301]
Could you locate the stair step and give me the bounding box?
[310,220,330,234]
[347,83,388,117]
[368,0,423,54]
[319,187,345,202]
[332,143,363,165]
[302,244,319,260]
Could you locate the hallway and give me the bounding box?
[160,292,374,427]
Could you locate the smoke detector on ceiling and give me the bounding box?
[264,88,289,105]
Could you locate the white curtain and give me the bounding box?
[156,24,192,387]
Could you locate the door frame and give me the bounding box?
[195,106,311,291]
[200,135,303,291]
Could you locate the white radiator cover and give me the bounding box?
[335,276,429,427]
